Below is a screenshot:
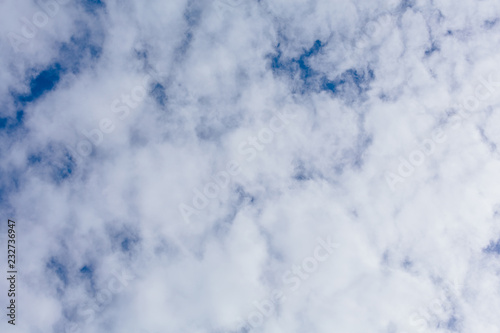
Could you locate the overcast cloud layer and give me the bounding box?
[1,0,500,332]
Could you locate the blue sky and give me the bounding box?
[1,0,500,332]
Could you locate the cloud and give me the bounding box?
[2,0,500,332]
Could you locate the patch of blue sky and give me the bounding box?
[79,0,106,15]
[0,110,25,133]
[399,0,416,11]
[446,315,459,331]
[402,257,413,270]
[5,25,105,183]
[0,167,22,196]
[484,19,498,29]
[175,31,193,61]
[57,27,103,74]
[13,24,103,107]
[324,68,374,94]
[350,133,373,169]
[151,83,168,107]
[425,42,440,56]
[121,237,138,252]
[321,68,375,103]
[50,154,75,182]
[26,143,77,183]
[483,239,500,254]
[184,3,202,28]
[234,185,255,206]
[269,40,374,99]
[292,159,314,181]
[80,265,93,277]
[107,226,141,254]
[0,163,23,220]
[47,257,69,287]
[17,63,63,104]
[80,264,98,293]
[269,40,324,92]
[211,186,256,235]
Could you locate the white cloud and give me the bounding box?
[1,0,500,332]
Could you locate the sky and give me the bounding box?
[1,0,500,332]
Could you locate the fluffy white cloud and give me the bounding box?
[1,0,500,332]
